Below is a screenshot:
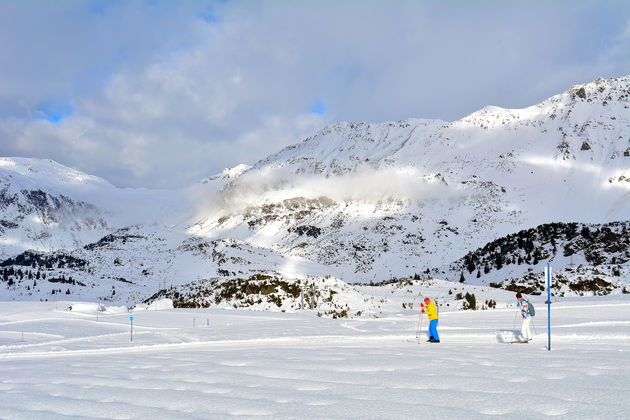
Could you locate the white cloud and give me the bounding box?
[191,163,461,226]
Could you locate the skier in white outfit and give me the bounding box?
[516,292,532,342]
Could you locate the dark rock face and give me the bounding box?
[576,87,587,99]
[288,225,322,238]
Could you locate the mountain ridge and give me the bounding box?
[1,75,629,307]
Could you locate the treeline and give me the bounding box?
[84,231,146,250]
[455,221,630,277]
[0,250,88,270]
[1,266,85,287]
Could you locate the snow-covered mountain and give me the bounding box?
[188,76,630,278]
[1,76,629,307]
[0,157,114,254]
[0,157,190,255]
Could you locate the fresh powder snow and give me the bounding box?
[0,293,628,418]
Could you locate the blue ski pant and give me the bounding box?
[429,319,439,341]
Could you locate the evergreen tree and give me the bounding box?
[463,292,477,310]
[465,256,475,273]
[495,253,503,270]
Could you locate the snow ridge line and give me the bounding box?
[0,331,131,352]
[2,329,629,361]
[0,334,409,360]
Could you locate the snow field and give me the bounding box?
[0,297,628,419]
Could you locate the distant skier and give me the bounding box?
[421,297,440,343]
[516,292,532,342]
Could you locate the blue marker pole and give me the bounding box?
[547,263,551,351]
[130,314,134,342]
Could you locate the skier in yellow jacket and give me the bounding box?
[421,297,440,343]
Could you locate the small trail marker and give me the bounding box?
[130,314,134,342]
[545,263,551,351]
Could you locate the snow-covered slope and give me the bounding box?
[189,75,630,281]
[1,296,629,418]
[1,76,629,306]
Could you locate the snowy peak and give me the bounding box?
[457,75,630,127]
[564,75,630,106]
[202,164,251,183]
[216,76,630,205]
[0,157,115,193]
[250,118,446,178]
[238,76,629,189]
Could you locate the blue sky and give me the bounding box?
[0,0,629,188]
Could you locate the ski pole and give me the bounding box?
[513,309,518,329]
[531,317,537,335]
[415,312,422,339]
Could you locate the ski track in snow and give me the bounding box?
[0,298,629,419]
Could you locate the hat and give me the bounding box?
[424,297,430,303]
[515,292,522,299]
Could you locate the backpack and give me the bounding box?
[526,300,535,316]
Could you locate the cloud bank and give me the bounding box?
[191,165,461,224]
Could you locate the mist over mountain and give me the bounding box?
[1,76,629,307]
